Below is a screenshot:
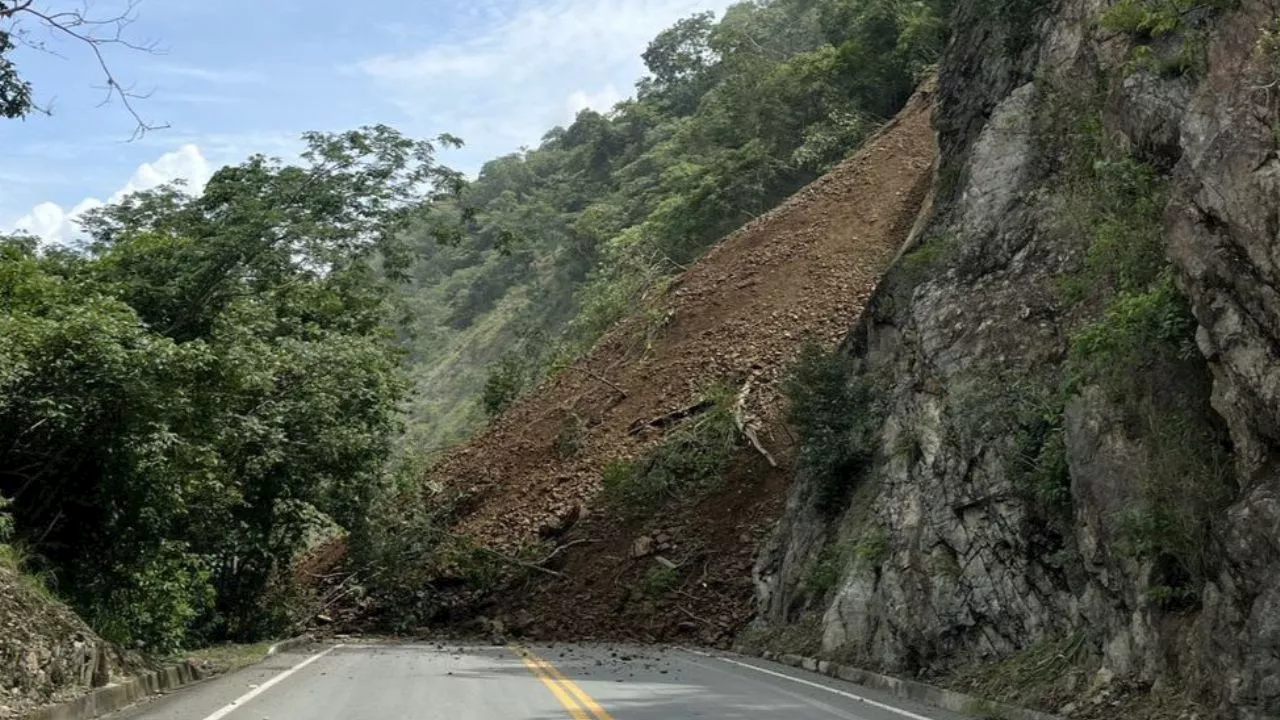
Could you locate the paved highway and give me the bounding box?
[110,642,969,720]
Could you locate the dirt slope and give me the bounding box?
[420,81,937,643]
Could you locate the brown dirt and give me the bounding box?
[339,81,938,644]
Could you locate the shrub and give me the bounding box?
[601,384,741,515]
[1067,268,1197,400]
[86,541,215,654]
[1058,157,1167,305]
[481,354,528,417]
[802,542,843,597]
[641,565,680,596]
[784,340,885,516]
[947,371,1071,519]
[553,413,587,458]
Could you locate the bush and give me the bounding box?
[641,565,680,596]
[1067,268,1197,400]
[86,542,215,654]
[481,354,528,417]
[783,340,885,516]
[553,413,587,458]
[602,384,741,515]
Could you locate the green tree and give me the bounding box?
[0,126,462,649]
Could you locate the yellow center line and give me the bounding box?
[516,647,592,720]
[512,645,616,720]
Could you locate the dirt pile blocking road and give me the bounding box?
[393,80,937,644]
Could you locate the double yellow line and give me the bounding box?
[513,645,615,720]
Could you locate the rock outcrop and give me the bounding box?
[754,1,1280,718]
[0,568,132,718]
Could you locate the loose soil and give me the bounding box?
[325,81,938,646]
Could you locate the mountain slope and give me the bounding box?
[413,80,936,642]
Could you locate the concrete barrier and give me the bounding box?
[731,645,1065,720]
[24,661,200,720]
[24,634,312,720]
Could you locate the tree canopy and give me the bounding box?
[395,0,951,450]
[0,127,461,650]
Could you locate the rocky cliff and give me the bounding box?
[752,0,1280,718]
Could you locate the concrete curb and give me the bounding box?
[23,661,202,720]
[731,646,1065,720]
[23,635,315,720]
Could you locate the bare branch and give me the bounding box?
[2,0,166,138]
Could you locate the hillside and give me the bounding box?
[0,568,135,718]
[404,80,936,643]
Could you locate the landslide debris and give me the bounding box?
[317,80,937,645]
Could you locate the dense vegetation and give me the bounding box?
[395,0,951,450]
[1,0,949,651]
[0,128,463,651]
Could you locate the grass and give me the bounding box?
[602,383,742,515]
[952,633,1091,709]
[882,234,958,316]
[0,537,60,602]
[178,642,274,673]
[1052,137,1232,609]
[945,370,1072,520]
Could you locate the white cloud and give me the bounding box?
[356,0,734,159]
[152,63,267,85]
[14,144,212,246]
[566,84,624,120]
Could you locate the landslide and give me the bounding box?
[406,80,937,644]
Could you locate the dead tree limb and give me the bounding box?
[2,0,166,137]
[445,532,564,578]
[734,376,778,467]
[557,364,627,398]
[628,399,714,435]
[533,538,596,567]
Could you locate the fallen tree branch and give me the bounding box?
[534,538,596,567]
[557,365,627,398]
[678,605,714,627]
[734,377,778,467]
[628,399,714,435]
[445,532,564,578]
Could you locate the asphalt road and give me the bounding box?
[110,642,971,720]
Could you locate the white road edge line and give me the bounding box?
[686,649,936,720]
[200,644,342,720]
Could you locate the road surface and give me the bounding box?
[111,642,971,720]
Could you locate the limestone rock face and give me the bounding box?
[754,0,1280,717]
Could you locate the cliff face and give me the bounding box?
[753,0,1280,717]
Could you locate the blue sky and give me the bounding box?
[2,0,733,243]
